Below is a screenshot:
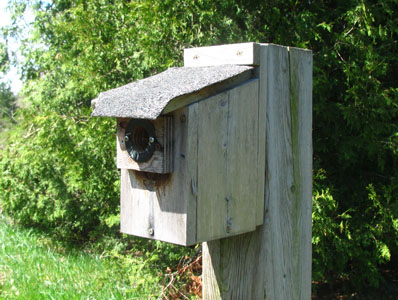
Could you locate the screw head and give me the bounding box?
[124,135,129,142]
[149,136,155,143]
[148,228,154,236]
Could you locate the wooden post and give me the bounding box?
[185,43,313,299]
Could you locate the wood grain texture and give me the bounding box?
[262,45,313,300]
[120,168,153,238]
[225,80,259,236]
[120,106,198,245]
[197,80,259,242]
[170,105,199,246]
[201,43,313,299]
[197,91,229,241]
[288,46,313,299]
[203,231,264,300]
[262,44,296,300]
[184,42,261,67]
[116,116,173,173]
[202,241,222,299]
[255,46,267,227]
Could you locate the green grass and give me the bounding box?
[0,215,164,299]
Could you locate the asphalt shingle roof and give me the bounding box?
[91,65,254,119]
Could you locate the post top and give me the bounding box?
[91,65,254,119]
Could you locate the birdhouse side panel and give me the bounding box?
[196,79,260,242]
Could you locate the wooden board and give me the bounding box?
[225,80,259,236]
[288,46,313,299]
[255,46,267,226]
[116,116,173,173]
[184,42,261,67]
[184,104,199,245]
[262,44,296,300]
[202,230,264,300]
[197,79,259,242]
[200,44,313,299]
[196,91,229,241]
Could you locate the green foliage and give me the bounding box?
[312,170,398,288]
[0,113,120,241]
[0,0,397,292]
[0,41,15,132]
[0,82,16,130]
[0,42,9,73]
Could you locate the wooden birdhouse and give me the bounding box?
[92,42,313,298]
[91,42,312,246]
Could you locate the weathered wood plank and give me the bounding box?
[197,91,229,242]
[225,80,259,235]
[184,42,261,67]
[172,105,199,246]
[202,241,222,299]
[262,43,295,300]
[203,231,264,300]
[255,45,267,226]
[197,80,260,242]
[120,169,154,238]
[288,46,313,299]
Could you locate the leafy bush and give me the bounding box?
[0,110,119,241]
[0,82,16,133]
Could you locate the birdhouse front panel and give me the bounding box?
[120,106,198,246]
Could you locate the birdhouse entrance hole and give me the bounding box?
[125,119,156,163]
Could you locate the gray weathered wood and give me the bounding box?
[197,79,259,242]
[255,46,267,227]
[203,231,264,299]
[201,43,312,299]
[184,42,261,67]
[225,80,259,236]
[184,104,199,245]
[288,46,313,299]
[197,91,229,241]
[262,43,296,300]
